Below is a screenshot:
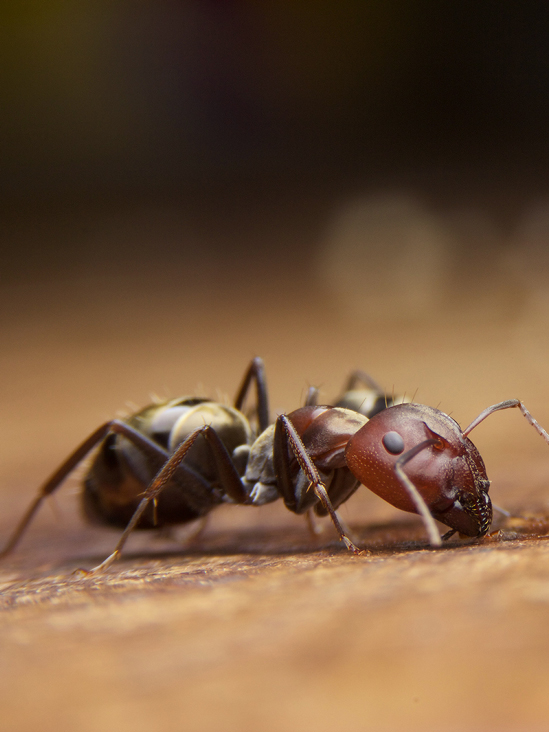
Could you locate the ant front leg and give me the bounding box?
[393,439,444,547]
[88,425,251,573]
[0,420,170,558]
[274,415,362,555]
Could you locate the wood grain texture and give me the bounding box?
[2,508,549,732]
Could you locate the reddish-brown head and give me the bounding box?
[345,403,492,537]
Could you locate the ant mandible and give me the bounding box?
[2,359,549,571]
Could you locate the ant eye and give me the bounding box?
[382,431,405,455]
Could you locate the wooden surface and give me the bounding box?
[2,195,549,732]
[2,516,549,732]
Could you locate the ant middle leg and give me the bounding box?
[0,420,170,558]
[273,415,362,554]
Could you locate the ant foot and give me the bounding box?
[74,550,120,577]
[342,536,363,555]
[481,529,504,543]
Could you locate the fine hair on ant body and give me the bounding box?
[2,358,549,572]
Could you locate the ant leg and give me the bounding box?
[304,386,319,407]
[333,511,361,546]
[179,515,209,545]
[301,383,331,538]
[306,510,324,537]
[156,515,210,547]
[88,425,250,573]
[463,399,549,444]
[343,369,383,394]
[0,420,169,558]
[394,439,443,547]
[274,415,362,554]
[301,390,322,537]
[233,357,270,433]
[306,508,357,543]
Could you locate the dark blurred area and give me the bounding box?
[2,0,549,285]
[2,1,549,212]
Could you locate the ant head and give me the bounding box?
[345,403,492,538]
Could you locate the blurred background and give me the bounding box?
[2,0,549,521]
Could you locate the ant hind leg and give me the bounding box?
[0,420,170,559]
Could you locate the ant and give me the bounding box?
[2,358,549,572]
